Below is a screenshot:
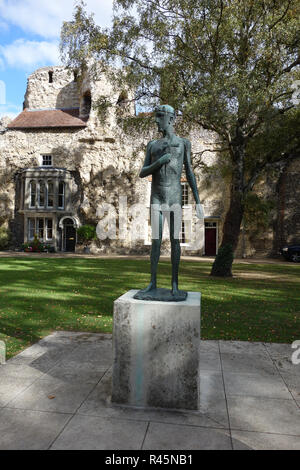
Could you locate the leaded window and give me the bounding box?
[30,181,36,207]
[42,155,52,166]
[46,218,53,240]
[58,181,65,209]
[47,181,54,208]
[37,218,44,239]
[28,218,35,240]
[38,181,45,207]
[181,183,189,206]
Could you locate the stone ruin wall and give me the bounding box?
[276,158,300,249]
[24,66,80,110]
[6,63,296,257]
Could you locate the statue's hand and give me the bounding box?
[159,153,171,165]
[196,203,204,219]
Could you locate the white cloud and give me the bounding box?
[0,39,60,70]
[0,102,22,119]
[0,0,114,39]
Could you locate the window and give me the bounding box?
[42,155,52,167]
[37,218,44,239]
[28,218,35,240]
[81,91,91,117]
[30,181,36,207]
[47,181,54,208]
[205,222,217,228]
[46,218,53,240]
[28,218,53,242]
[49,71,53,83]
[181,183,189,206]
[117,91,128,107]
[38,181,45,207]
[58,181,65,209]
[180,220,186,244]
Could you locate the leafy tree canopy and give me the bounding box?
[61,0,300,275]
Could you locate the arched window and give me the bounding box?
[81,91,91,117]
[30,181,36,207]
[58,181,65,209]
[117,90,128,107]
[38,181,45,207]
[47,181,54,208]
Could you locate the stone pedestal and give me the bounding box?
[111,290,201,410]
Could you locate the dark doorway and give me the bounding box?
[63,218,76,252]
[205,222,217,256]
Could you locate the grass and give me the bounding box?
[0,257,299,359]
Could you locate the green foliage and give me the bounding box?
[61,0,300,135]
[77,224,97,244]
[0,226,10,250]
[22,234,55,253]
[60,0,300,275]
[94,95,112,124]
[243,193,275,236]
[60,0,300,187]
[211,244,234,277]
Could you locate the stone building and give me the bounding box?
[0,64,298,257]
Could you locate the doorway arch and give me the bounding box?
[58,216,80,252]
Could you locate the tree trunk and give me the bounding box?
[211,136,245,276]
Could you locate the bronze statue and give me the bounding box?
[134,104,203,301]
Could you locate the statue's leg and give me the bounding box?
[170,210,181,295]
[142,210,163,292]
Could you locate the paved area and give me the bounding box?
[0,331,299,450]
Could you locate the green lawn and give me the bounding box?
[0,257,299,359]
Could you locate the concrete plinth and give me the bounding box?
[111,290,201,411]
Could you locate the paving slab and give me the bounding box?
[280,372,300,405]
[46,360,109,384]
[0,362,45,380]
[0,375,36,407]
[0,332,299,450]
[221,352,278,376]
[0,408,71,450]
[223,372,292,399]
[219,340,268,356]
[8,375,97,414]
[50,414,148,450]
[227,396,300,435]
[231,430,300,450]
[198,370,229,427]
[199,340,222,371]
[142,422,232,450]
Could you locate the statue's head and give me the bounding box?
[155,104,175,133]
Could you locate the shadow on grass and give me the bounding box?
[0,257,299,358]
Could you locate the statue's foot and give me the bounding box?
[171,283,179,297]
[140,281,156,293]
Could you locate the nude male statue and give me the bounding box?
[134,104,204,301]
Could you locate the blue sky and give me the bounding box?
[0,0,114,118]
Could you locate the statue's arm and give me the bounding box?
[139,141,170,178]
[184,139,200,204]
[184,139,204,219]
